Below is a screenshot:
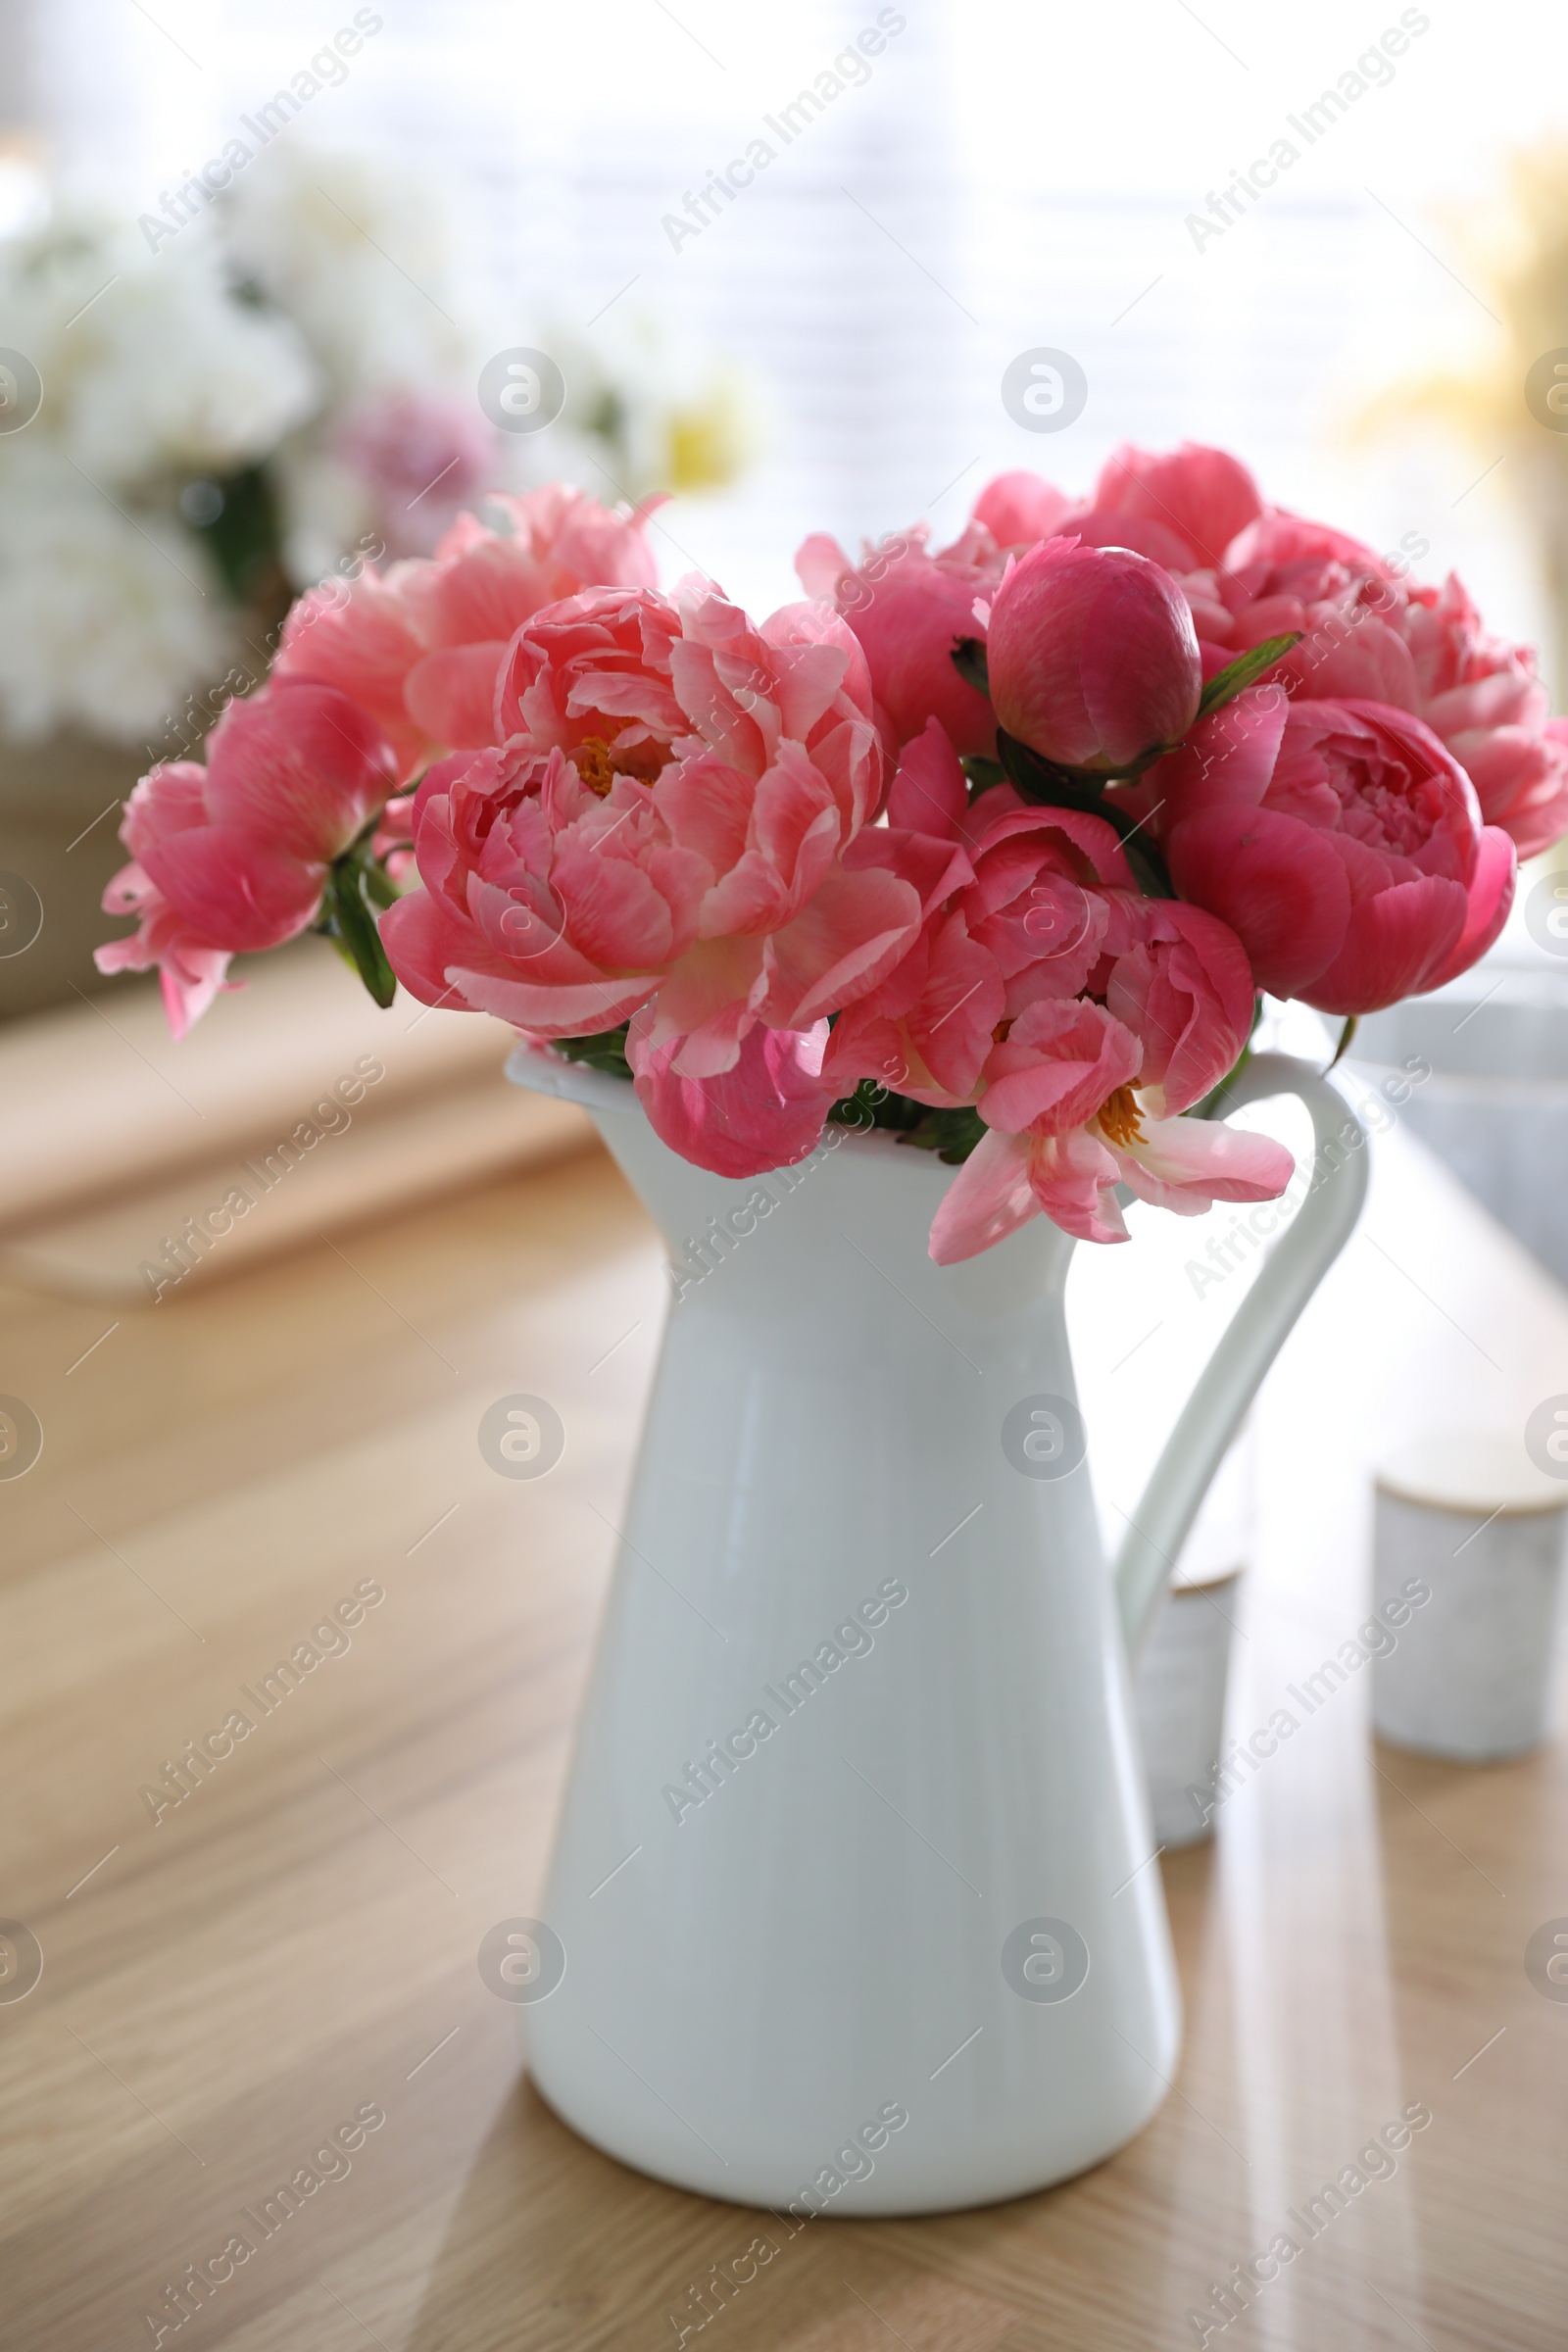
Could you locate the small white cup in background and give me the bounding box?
[1135,1568,1243,1848]
[1134,1420,1255,1848]
[1373,1432,1568,1761]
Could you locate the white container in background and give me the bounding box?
[1134,1569,1242,1848]
[1351,969,1568,1287]
[1373,1434,1568,1761]
[1133,1419,1254,1847]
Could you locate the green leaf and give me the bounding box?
[325,859,397,1008]
[950,636,991,696]
[960,754,1006,806]
[552,1025,635,1081]
[994,731,1175,899]
[825,1088,988,1163]
[995,728,1103,811]
[1196,632,1302,719]
[359,858,401,911]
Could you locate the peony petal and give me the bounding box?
[979,996,1142,1136]
[1092,442,1263,569]
[970,471,1074,550]
[761,864,922,1027]
[1417,824,1516,995]
[202,677,398,864]
[1151,684,1288,826]
[139,825,325,952]
[628,1012,835,1178]
[1116,1113,1294,1214]
[404,642,510,750]
[273,568,430,777]
[1165,806,1350,998]
[886,714,970,839]
[928,1129,1045,1262]
[1301,874,1467,1015]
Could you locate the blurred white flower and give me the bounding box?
[0,151,762,749]
[0,449,232,744]
[223,146,487,584]
[539,310,764,503]
[0,197,318,484]
[224,147,472,404]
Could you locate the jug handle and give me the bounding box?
[1114,1052,1369,1661]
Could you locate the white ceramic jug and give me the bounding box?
[505,1047,1366,2215]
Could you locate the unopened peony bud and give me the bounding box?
[986,539,1202,772]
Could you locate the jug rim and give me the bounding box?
[505,1041,968,1179]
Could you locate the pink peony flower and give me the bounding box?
[1078,441,1265,571]
[794,524,1001,755]
[624,1018,837,1180]
[1149,686,1516,1013]
[926,890,1288,1258]
[791,446,1255,767]
[986,539,1202,772]
[964,442,1264,573]
[94,677,399,1037]
[1180,513,1568,859]
[970,471,1074,552]
[273,484,662,780]
[929,873,1288,1258]
[930,1091,1294,1259]
[1324,571,1568,858]
[380,578,919,1172]
[823,721,1291,1257]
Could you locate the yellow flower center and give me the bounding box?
[1097,1084,1145,1148]
[572,732,666,798]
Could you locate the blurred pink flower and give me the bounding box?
[94,678,398,1037]
[1071,440,1265,571]
[970,471,1074,552]
[332,392,499,559]
[273,484,662,779]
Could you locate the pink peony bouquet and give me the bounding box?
[97,451,1561,1262]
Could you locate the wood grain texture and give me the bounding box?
[2,1119,1565,2351]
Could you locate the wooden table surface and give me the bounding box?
[3,1101,1566,2352]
